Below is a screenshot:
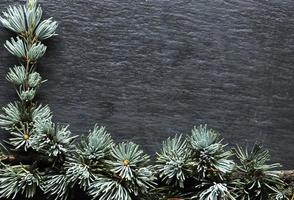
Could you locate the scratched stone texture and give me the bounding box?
[0,0,294,196]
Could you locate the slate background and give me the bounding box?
[0,0,294,178]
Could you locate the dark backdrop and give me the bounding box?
[0,0,294,174]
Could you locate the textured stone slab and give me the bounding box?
[0,0,293,174]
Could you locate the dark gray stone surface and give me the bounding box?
[0,0,294,173]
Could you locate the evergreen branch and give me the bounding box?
[31,119,77,157]
[27,41,47,61]
[108,142,150,181]
[0,102,23,131]
[232,144,287,200]
[194,183,235,200]
[189,124,220,150]
[25,0,43,31]
[155,126,236,199]
[28,71,43,87]
[42,174,70,200]
[2,1,49,153]
[189,125,235,179]
[18,87,36,102]
[0,164,42,199]
[6,65,27,85]
[78,125,113,161]
[31,104,52,122]
[64,156,96,190]
[9,123,31,150]
[89,177,132,200]
[0,5,26,33]
[4,37,27,59]
[156,134,191,188]
[35,17,58,40]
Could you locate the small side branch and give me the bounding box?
[1,153,53,169]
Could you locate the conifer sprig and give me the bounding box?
[232,144,288,200]
[154,125,289,199]
[0,0,59,153]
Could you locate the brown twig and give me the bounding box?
[1,152,53,170]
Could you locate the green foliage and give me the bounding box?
[108,142,151,181]
[155,125,235,199]
[5,38,47,63]
[64,157,95,190]
[6,65,26,85]
[0,0,55,155]
[35,17,58,40]
[0,5,26,33]
[0,164,42,199]
[0,0,56,39]
[4,36,47,61]
[31,119,77,156]
[28,71,43,87]
[4,36,27,59]
[195,183,235,200]
[42,174,70,200]
[232,144,288,200]
[156,134,191,188]
[0,0,289,200]
[189,125,235,179]
[39,125,155,200]
[190,124,219,150]
[0,102,53,151]
[0,1,65,198]
[89,142,156,200]
[78,125,113,160]
[25,0,42,31]
[89,177,131,200]
[18,88,36,101]
[9,123,31,150]
[155,127,289,199]
[0,102,23,130]
[31,104,52,122]
[27,41,47,61]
